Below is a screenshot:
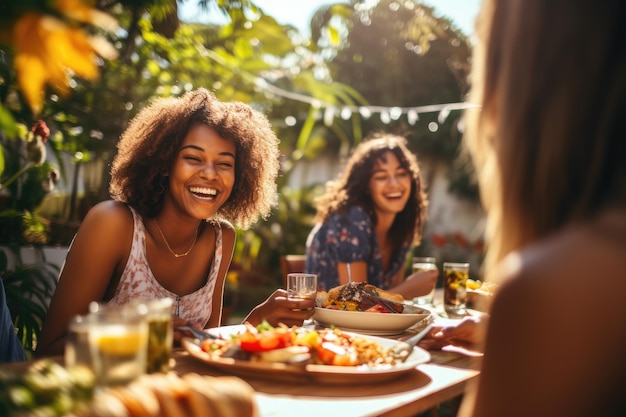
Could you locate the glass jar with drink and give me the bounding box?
[412,256,438,305]
[443,262,469,317]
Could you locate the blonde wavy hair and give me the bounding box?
[466,0,626,276]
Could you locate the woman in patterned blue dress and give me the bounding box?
[305,133,437,298]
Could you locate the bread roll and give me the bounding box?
[78,391,130,417]
[82,372,256,417]
[110,377,161,417]
[183,373,257,417]
[145,373,192,417]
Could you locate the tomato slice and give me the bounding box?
[364,304,390,313]
[315,342,358,366]
[238,328,292,353]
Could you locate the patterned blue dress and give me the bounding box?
[305,205,411,291]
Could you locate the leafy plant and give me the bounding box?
[0,121,60,245]
[0,247,58,356]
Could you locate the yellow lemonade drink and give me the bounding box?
[90,318,148,387]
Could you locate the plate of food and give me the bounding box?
[466,279,497,311]
[181,323,430,384]
[313,282,431,335]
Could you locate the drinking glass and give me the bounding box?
[65,314,93,370]
[140,297,174,373]
[412,256,438,305]
[287,273,317,311]
[443,262,470,316]
[65,303,112,373]
[88,307,148,387]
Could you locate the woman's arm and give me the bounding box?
[206,223,236,329]
[336,261,368,285]
[388,269,438,299]
[35,201,133,357]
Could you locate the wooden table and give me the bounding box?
[2,293,484,417]
[171,345,480,417]
[171,294,484,417]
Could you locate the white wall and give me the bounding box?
[1,245,67,274]
[286,155,485,240]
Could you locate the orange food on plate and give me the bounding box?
[317,282,405,313]
[199,322,399,367]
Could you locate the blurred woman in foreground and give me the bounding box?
[454,0,626,415]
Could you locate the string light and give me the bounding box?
[359,107,372,119]
[380,109,391,124]
[389,107,402,120]
[256,77,480,126]
[438,107,451,123]
[323,107,335,126]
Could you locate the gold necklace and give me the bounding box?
[154,218,199,258]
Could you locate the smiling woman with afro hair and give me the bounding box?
[36,88,316,357]
[110,88,279,229]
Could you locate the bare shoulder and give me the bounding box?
[218,219,236,235]
[500,211,626,309]
[216,219,236,242]
[489,210,626,355]
[219,220,236,257]
[83,200,133,224]
[72,201,134,250]
[78,201,132,234]
[479,212,626,416]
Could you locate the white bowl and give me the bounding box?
[313,305,431,336]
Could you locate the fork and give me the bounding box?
[175,326,219,341]
[390,323,434,362]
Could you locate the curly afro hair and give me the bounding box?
[109,88,280,229]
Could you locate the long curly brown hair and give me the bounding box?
[313,133,428,252]
[109,88,280,229]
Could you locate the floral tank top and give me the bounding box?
[108,206,223,328]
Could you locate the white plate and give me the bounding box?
[182,325,430,384]
[313,305,431,336]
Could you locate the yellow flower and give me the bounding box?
[7,1,118,115]
[53,0,119,32]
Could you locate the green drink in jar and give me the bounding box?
[443,262,469,316]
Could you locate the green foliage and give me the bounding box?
[0,124,60,245]
[308,0,478,200]
[0,247,58,356]
[0,1,483,315]
[328,1,471,149]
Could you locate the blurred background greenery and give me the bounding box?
[0,0,484,350]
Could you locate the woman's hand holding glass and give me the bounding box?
[244,289,314,328]
[404,268,439,299]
